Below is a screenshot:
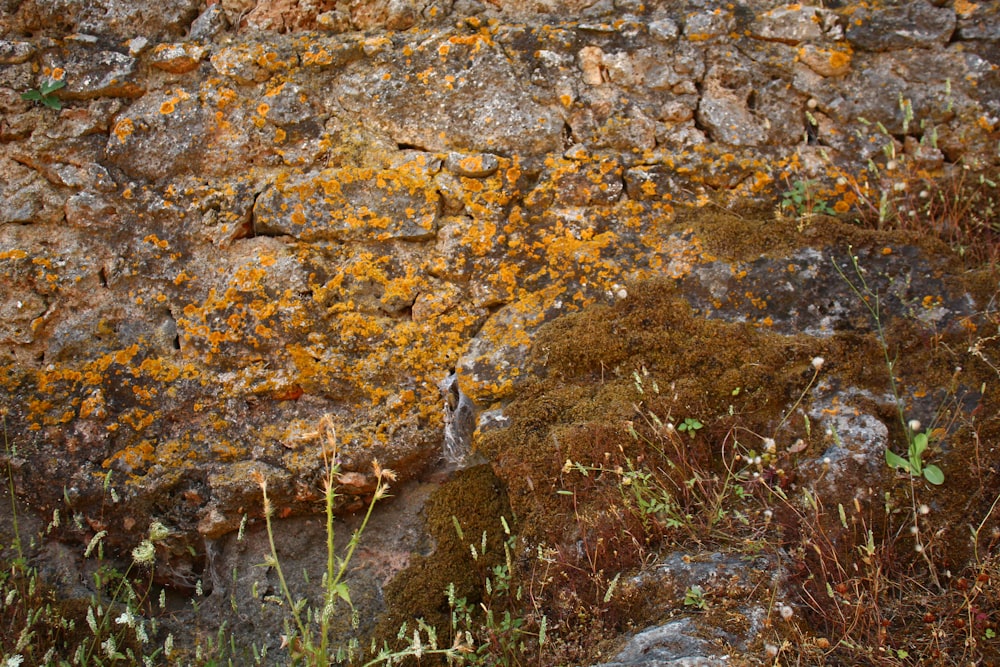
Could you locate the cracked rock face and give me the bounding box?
[0,0,999,587]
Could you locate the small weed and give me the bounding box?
[884,425,944,485]
[683,585,707,610]
[825,92,1000,267]
[21,78,66,110]
[676,417,703,439]
[368,515,547,666]
[781,179,836,217]
[257,414,395,666]
[833,249,946,488]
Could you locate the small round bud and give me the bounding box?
[908,419,921,433]
[811,356,824,370]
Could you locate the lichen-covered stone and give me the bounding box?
[6,0,200,39]
[253,162,441,242]
[148,43,208,74]
[845,0,956,51]
[0,40,35,64]
[1,5,999,609]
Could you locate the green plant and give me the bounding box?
[257,415,395,666]
[885,426,944,485]
[828,91,1000,267]
[1,456,173,665]
[781,179,836,217]
[21,78,66,110]
[448,517,546,667]
[832,249,945,487]
[676,417,703,439]
[683,585,706,610]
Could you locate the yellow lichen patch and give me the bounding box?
[143,234,170,250]
[112,117,135,144]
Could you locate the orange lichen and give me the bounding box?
[112,118,135,144]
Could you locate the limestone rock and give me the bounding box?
[353,32,564,155]
[845,0,956,51]
[797,44,852,78]
[7,0,201,39]
[697,51,803,147]
[253,163,440,242]
[189,4,230,41]
[42,48,143,100]
[0,40,35,64]
[104,88,208,180]
[2,14,1000,655]
[750,4,830,44]
[148,43,209,74]
[0,157,66,224]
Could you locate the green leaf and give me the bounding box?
[332,581,351,605]
[42,96,62,110]
[912,432,928,457]
[21,89,42,101]
[40,79,66,95]
[922,465,944,485]
[885,449,912,472]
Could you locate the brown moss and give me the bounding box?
[373,465,511,653]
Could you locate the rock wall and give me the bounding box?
[2,0,999,581]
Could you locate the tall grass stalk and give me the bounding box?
[257,415,395,665]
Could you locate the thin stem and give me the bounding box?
[775,365,821,433]
[2,415,22,562]
[832,251,908,434]
[261,483,310,650]
[972,491,1000,566]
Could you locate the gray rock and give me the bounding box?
[696,59,768,147]
[42,48,142,100]
[0,157,65,224]
[846,0,956,51]
[11,0,200,39]
[0,40,35,64]
[188,4,230,41]
[750,4,828,44]
[676,246,976,337]
[354,31,564,155]
[597,618,728,666]
[148,42,208,74]
[64,191,118,229]
[252,165,440,242]
[648,18,680,42]
[256,82,315,127]
[446,151,500,178]
[683,9,734,41]
[104,88,209,181]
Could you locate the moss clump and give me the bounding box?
[373,465,511,652]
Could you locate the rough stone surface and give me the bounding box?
[0,0,995,547]
[2,1,1000,663]
[845,0,956,51]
